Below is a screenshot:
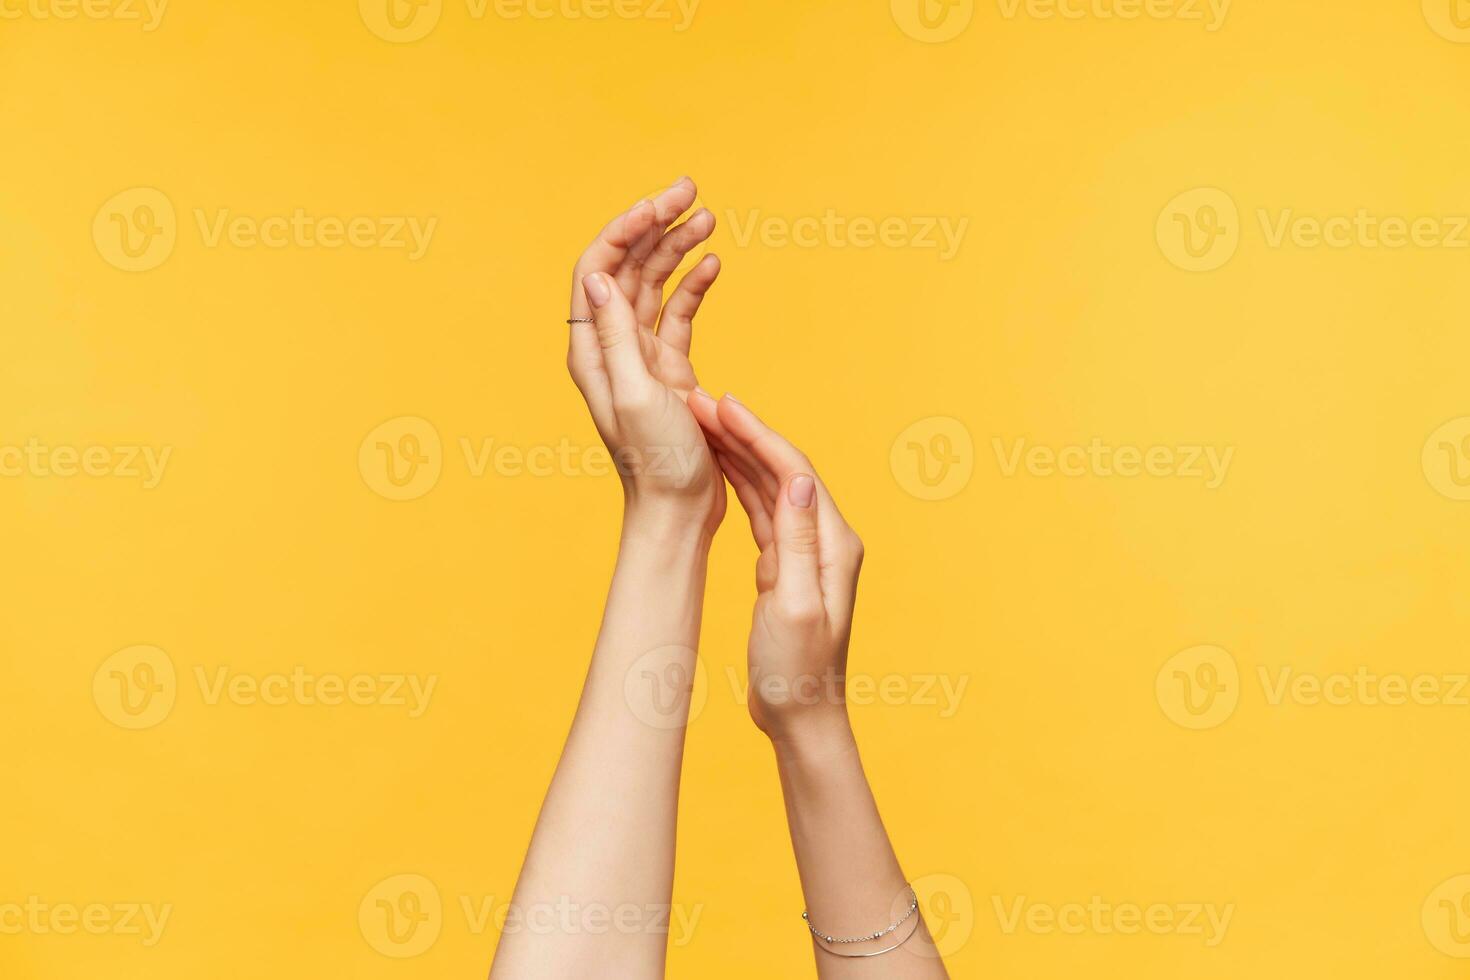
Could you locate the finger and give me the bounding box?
[643,209,715,289]
[772,474,823,613]
[714,448,772,549]
[636,210,715,330]
[687,386,777,508]
[716,395,848,526]
[716,394,862,611]
[619,177,699,308]
[582,272,654,401]
[649,176,699,228]
[572,201,658,318]
[569,201,659,411]
[658,254,721,356]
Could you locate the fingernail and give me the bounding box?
[672,175,690,187]
[723,392,742,405]
[789,475,815,508]
[694,385,711,398]
[582,273,611,308]
[632,198,650,209]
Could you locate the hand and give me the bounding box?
[568,179,725,533]
[687,392,866,741]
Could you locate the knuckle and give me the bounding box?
[614,383,660,416]
[782,523,821,555]
[755,550,778,591]
[774,595,824,627]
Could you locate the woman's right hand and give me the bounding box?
[568,179,726,534]
[687,391,866,742]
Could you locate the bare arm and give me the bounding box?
[491,180,723,979]
[689,391,951,979]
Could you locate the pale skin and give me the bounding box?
[489,180,949,979]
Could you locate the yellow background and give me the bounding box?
[4,0,1470,976]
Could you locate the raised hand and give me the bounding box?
[568,179,725,531]
[493,182,729,980]
[688,391,948,977]
[686,391,865,739]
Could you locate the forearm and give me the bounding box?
[774,722,949,979]
[490,506,711,979]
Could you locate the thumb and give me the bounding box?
[773,474,823,616]
[581,272,652,401]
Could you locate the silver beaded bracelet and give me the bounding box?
[802,886,920,956]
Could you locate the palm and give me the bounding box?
[639,324,700,392]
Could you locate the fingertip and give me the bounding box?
[582,272,611,308]
[623,201,657,235]
[688,385,716,412]
[787,474,816,509]
[695,253,721,281]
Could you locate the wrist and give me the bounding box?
[620,499,717,554]
[768,712,858,766]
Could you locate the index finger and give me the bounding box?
[715,394,854,541]
[570,200,659,317]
